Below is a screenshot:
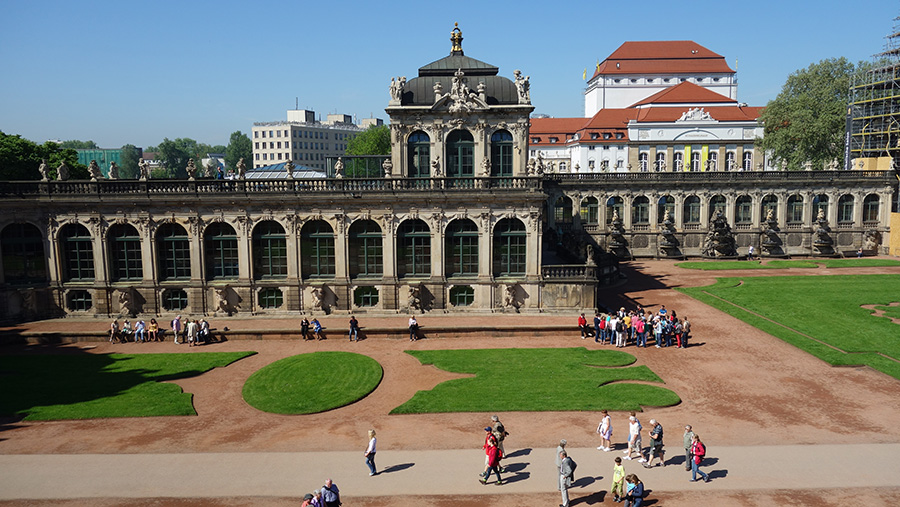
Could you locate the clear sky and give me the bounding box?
[0,0,896,149]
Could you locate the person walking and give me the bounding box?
[556,439,567,469]
[320,479,341,507]
[491,415,509,466]
[578,313,589,339]
[171,315,183,344]
[643,419,665,468]
[596,409,612,451]
[481,435,504,485]
[624,414,644,462]
[593,313,602,343]
[109,320,120,343]
[683,425,695,471]
[186,319,198,347]
[611,456,626,502]
[349,315,360,342]
[408,316,419,341]
[300,317,310,341]
[364,429,377,476]
[558,449,575,507]
[689,434,710,483]
[624,474,645,507]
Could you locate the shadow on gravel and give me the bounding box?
[504,447,532,458]
[572,489,605,505]
[572,475,598,487]
[599,262,675,311]
[502,461,528,473]
[501,470,530,484]
[380,463,414,474]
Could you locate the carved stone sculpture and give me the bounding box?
[526,157,536,175]
[408,284,422,312]
[481,157,491,176]
[185,158,196,180]
[237,158,247,179]
[702,211,737,257]
[204,160,215,178]
[310,286,325,311]
[88,160,103,181]
[535,151,545,175]
[56,161,69,181]
[431,156,442,177]
[389,76,406,104]
[812,206,834,256]
[20,289,37,317]
[38,159,49,181]
[138,158,150,180]
[334,157,344,178]
[864,229,881,251]
[118,288,136,316]
[503,284,519,310]
[382,157,393,177]
[214,287,232,315]
[513,70,530,104]
[284,159,295,179]
[109,161,119,180]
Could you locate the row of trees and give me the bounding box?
[0,132,88,180]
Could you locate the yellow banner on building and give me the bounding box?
[684,146,691,171]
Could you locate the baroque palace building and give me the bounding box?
[0,28,896,322]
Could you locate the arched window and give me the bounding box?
[863,194,880,223]
[690,151,701,172]
[580,197,599,225]
[632,196,650,224]
[554,196,573,228]
[725,151,736,171]
[707,151,718,171]
[156,223,190,281]
[657,195,675,223]
[494,218,526,277]
[684,196,701,224]
[446,130,474,177]
[408,131,430,178]
[742,151,753,171]
[655,152,666,171]
[300,220,335,278]
[761,194,778,221]
[638,152,649,172]
[107,224,142,282]
[709,195,727,219]
[735,195,753,224]
[673,152,684,171]
[490,130,513,176]
[254,221,288,279]
[60,224,94,282]
[398,219,431,278]
[838,195,854,223]
[812,194,829,221]
[204,222,238,280]
[349,220,383,278]
[607,196,624,224]
[787,195,804,223]
[559,161,567,172]
[446,219,479,277]
[2,223,46,285]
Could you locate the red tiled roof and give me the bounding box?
[630,81,736,107]
[591,41,734,79]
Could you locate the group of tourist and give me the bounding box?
[109,316,213,346]
[578,304,691,349]
[299,478,341,507]
[299,317,325,340]
[479,415,509,485]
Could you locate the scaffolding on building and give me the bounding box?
[849,17,900,171]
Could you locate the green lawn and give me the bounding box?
[243,351,383,414]
[678,275,900,380]
[0,352,255,420]
[390,347,680,414]
[821,258,900,268]
[675,260,818,270]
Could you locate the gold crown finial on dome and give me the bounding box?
[450,23,463,54]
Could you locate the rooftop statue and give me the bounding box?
[513,70,531,104]
[185,158,196,180]
[108,161,119,180]
[56,161,69,181]
[236,158,247,179]
[88,160,103,181]
[138,158,150,181]
[38,159,49,181]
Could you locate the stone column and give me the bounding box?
[666,146,675,172]
[333,215,349,282]
[381,213,398,310]
[478,213,492,281]
[236,217,252,283]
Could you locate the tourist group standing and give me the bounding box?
[584,304,691,349]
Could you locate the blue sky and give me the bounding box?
[0,0,896,149]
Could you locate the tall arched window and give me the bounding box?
[204,222,239,280]
[725,151,736,170]
[107,224,142,282]
[632,196,650,224]
[156,223,190,281]
[446,130,474,177]
[407,131,430,178]
[707,151,718,171]
[787,195,804,223]
[301,220,335,278]
[607,196,624,224]
[690,151,701,172]
[709,195,727,219]
[60,224,94,281]
[494,219,526,277]
[580,197,599,225]
[742,151,753,171]
[349,219,383,278]
[761,195,778,221]
[863,194,880,223]
[838,194,854,223]
[673,152,684,171]
[490,130,513,176]
[684,196,701,224]
[658,195,675,223]
[638,152,649,172]
[1,223,46,285]
[553,196,573,228]
[735,195,753,224]
[254,221,288,279]
[812,194,829,221]
[446,219,479,277]
[655,152,666,171]
[398,219,431,278]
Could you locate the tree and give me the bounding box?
[155,137,199,178]
[758,57,857,170]
[346,125,390,156]
[225,131,252,172]
[0,131,87,180]
[59,140,99,149]
[119,144,141,179]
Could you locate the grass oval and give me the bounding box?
[243,352,383,414]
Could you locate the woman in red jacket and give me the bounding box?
[480,437,504,485]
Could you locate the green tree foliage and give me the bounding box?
[758,57,857,170]
[225,131,252,172]
[156,138,198,178]
[0,132,87,180]
[59,139,99,149]
[119,144,141,179]
[346,125,390,156]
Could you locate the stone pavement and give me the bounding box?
[2,444,899,501]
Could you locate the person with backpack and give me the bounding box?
[480,433,504,485]
[689,434,710,482]
[319,478,341,507]
[558,449,576,507]
[490,415,509,467]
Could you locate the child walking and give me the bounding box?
[611,456,626,502]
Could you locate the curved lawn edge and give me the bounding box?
[243,351,383,415]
